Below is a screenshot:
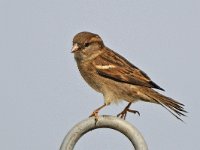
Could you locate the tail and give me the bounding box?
[141,88,187,122]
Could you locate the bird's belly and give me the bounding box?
[101,81,140,104]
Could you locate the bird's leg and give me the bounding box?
[89,103,107,120]
[117,102,140,120]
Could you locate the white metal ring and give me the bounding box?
[60,115,148,150]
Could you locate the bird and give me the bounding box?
[71,31,187,121]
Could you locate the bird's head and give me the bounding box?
[71,32,104,62]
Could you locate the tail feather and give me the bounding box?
[141,88,187,122]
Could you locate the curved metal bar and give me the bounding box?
[60,115,148,150]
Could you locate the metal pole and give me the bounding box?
[60,115,148,150]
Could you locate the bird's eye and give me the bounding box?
[84,43,90,47]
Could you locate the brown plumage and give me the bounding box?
[71,31,187,121]
[94,48,164,91]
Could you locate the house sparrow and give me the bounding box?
[71,31,187,121]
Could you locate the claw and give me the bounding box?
[89,104,107,122]
[89,110,99,122]
[127,109,140,116]
[117,102,140,120]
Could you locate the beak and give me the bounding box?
[71,43,79,53]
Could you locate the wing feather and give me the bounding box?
[93,48,164,91]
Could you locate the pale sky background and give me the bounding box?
[1,0,199,150]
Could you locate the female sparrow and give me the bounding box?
[71,31,187,121]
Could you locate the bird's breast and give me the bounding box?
[77,63,103,93]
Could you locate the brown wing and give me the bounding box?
[93,48,164,91]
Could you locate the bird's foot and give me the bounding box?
[89,110,99,122]
[89,104,107,122]
[117,108,140,120]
